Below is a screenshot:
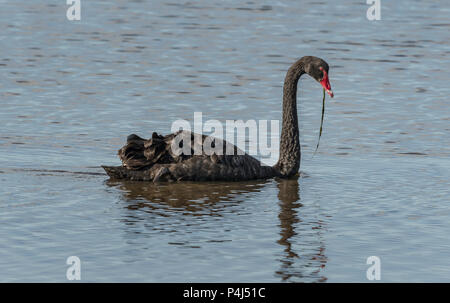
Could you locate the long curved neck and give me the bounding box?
[274,60,305,177]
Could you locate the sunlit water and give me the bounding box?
[0,1,449,282]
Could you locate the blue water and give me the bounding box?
[0,0,449,282]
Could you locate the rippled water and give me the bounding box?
[1,1,449,282]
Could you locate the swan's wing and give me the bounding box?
[118,132,171,169]
[117,130,250,170]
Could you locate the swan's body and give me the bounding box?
[103,131,277,181]
[103,56,333,182]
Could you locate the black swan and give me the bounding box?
[102,56,333,181]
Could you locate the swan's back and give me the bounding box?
[102,130,277,181]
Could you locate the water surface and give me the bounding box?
[0,0,449,282]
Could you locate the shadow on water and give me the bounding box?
[106,177,327,282]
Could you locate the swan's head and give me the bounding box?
[303,56,334,98]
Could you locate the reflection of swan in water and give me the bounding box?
[107,177,327,281]
[107,179,269,217]
[275,177,327,282]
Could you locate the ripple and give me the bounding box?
[397,152,427,156]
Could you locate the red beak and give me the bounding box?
[319,68,334,98]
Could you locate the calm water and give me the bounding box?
[1,0,449,282]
